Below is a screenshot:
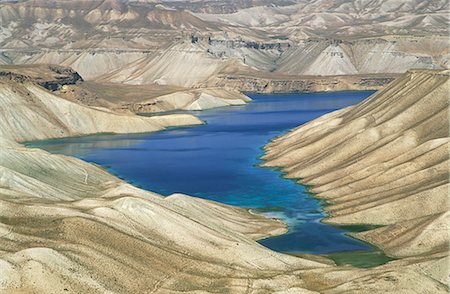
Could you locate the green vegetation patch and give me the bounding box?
[335,224,384,233]
[325,250,395,268]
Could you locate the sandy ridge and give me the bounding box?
[263,70,449,280]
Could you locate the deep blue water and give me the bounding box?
[28,91,375,254]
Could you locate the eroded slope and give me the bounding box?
[0,68,323,293]
[0,0,447,87]
[263,69,450,261]
[0,67,449,293]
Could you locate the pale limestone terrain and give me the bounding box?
[57,81,252,113]
[197,0,449,38]
[0,1,448,292]
[130,87,251,112]
[0,0,448,90]
[263,70,449,266]
[89,36,447,88]
[0,64,252,113]
[0,82,202,142]
[0,65,448,293]
[0,72,316,293]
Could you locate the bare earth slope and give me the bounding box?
[0,66,449,293]
[0,0,448,90]
[0,66,323,293]
[0,64,252,114]
[0,81,202,142]
[263,69,450,263]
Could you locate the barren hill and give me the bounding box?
[0,61,448,294]
[0,0,447,89]
[263,69,449,261]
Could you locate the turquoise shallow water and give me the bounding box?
[28,91,380,255]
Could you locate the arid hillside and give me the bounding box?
[263,69,449,261]
[0,63,448,294]
[0,0,447,89]
[0,64,252,113]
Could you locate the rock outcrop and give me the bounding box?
[0,80,202,142]
[0,0,447,88]
[0,64,319,293]
[0,64,83,91]
[263,70,450,261]
[94,37,443,88]
[0,64,252,115]
[207,73,398,93]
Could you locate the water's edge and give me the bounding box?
[256,152,394,268]
[26,91,394,268]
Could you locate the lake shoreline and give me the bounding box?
[28,90,392,267]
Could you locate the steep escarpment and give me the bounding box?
[94,36,444,88]
[263,70,449,261]
[0,64,83,90]
[97,42,230,87]
[0,0,447,87]
[206,72,398,93]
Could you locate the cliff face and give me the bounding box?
[0,0,447,88]
[92,37,443,88]
[263,70,449,261]
[207,73,398,93]
[0,64,83,90]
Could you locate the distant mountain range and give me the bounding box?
[0,0,448,87]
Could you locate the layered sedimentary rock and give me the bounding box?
[0,64,83,90]
[0,66,318,293]
[0,0,447,89]
[207,73,398,93]
[196,0,449,38]
[0,64,251,115]
[0,142,320,293]
[263,70,450,261]
[95,37,444,88]
[0,80,202,142]
[58,81,252,113]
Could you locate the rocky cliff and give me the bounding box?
[0,64,83,90]
[0,0,447,89]
[207,73,398,93]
